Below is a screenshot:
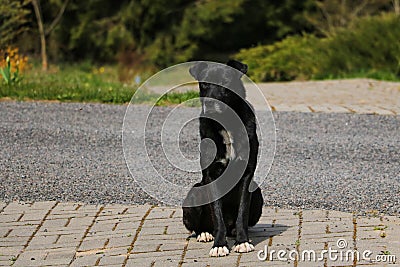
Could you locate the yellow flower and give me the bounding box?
[1,47,29,73]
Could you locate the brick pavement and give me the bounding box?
[0,201,398,266]
[252,79,400,115]
[149,79,400,115]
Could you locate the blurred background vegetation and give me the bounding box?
[0,0,399,103]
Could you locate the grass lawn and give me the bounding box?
[0,63,200,106]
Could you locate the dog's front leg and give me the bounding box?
[208,198,229,257]
[233,172,255,253]
[205,178,229,257]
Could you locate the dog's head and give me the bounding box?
[189,60,248,114]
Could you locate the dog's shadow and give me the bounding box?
[227,223,290,247]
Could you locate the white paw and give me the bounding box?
[196,232,214,242]
[209,246,229,257]
[232,242,255,253]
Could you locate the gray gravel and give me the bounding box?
[0,101,399,215]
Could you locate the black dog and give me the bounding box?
[182,60,263,257]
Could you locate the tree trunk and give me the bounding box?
[45,0,70,36]
[394,0,400,14]
[32,0,48,71]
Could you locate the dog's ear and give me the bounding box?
[227,60,248,76]
[189,62,208,80]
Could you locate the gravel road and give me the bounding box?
[0,101,399,215]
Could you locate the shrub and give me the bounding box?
[237,35,322,81]
[236,14,400,82]
[318,14,400,78]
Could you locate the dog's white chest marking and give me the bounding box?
[219,130,235,162]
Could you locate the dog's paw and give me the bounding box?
[209,246,229,257]
[196,232,214,242]
[232,242,255,253]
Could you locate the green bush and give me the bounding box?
[318,14,400,78]
[236,14,400,82]
[237,35,321,81]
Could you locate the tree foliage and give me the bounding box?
[1,0,398,75]
[19,0,315,68]
[0,0,31,49]
[305,0,394,36]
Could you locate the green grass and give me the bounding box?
[0,64,134,103]
[0,63,200,106]
[156,91,200,106]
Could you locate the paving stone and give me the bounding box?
[12,250,47,265]
[46,250,75,261]
[29,234,59,246]
[0,221,41,229]
[66,217,95,228]
[41,218,70,229]
[87,230,133,239]
[180,260,210,267]
[344,105,385,115]
[0,236,30,246]
[0,246,24,255]
[239,261,292,266]
[30,201,57,211]
[70,254,100,267]
[0,201,8,211]
[79,237,108,251]
[192,254,240,266]
[56,233,84,245]
[308,104,349,113]
[160,242,185,251]
[326,220,353,234]
[18,211,47,222]
[6,226,37,237]
[378,105,399,115]
[131,243,161,253]
[124,256,154,267]
[122,205,153,215]
[103,247,129,256]
[48,211,98,220]
[172,209,183,218]
[2,202,32,213]
[106,236,133,249]
[327,210,354,219]
[0,226,36,237]
[143,217,182,227]
[273,104,311,113]
[114,221,140,232]
[0,213,25,223]
[146,210,173,220]
[96,215,142,224]
[301,221,329,235]
[127,251,181,267]
[136,232,189,240]
[97,254,126,265]
[52,203,82,212]
[1,202,399,266]
[90,220,120,233]
[140,226,166,235]
[37,228,83,236]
